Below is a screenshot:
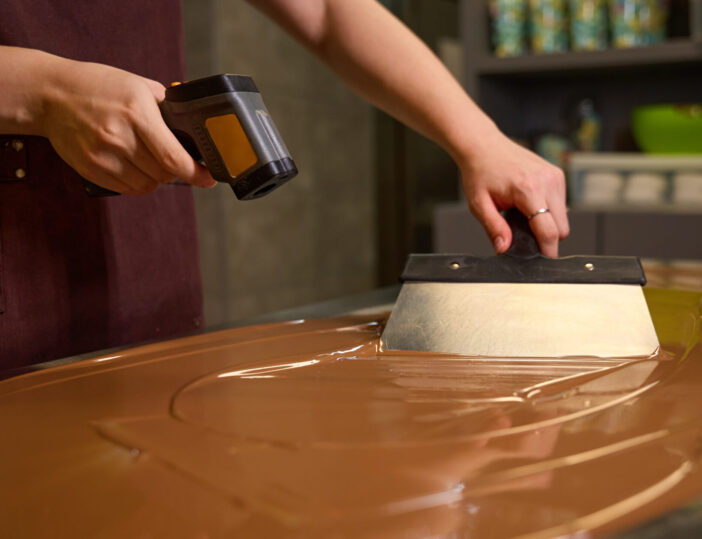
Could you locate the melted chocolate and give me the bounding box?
[1,288,701,537]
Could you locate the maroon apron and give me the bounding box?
[0,1,204,369]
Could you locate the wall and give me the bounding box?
[372,0,462,284]
[182,0,377,326]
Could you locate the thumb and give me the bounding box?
[469,192,512,254]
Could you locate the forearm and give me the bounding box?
[248,0,569,256]
[0,46,58,136]
[0,46,215,194]
[249,0,499,165]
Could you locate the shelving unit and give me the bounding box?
[445,1,702,260]
[460,1,702,148]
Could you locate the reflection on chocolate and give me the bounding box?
[1,288,702,537]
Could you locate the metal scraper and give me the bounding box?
[380,209,660,358]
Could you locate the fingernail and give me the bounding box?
[494,236,505,252]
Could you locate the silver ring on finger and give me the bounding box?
[528,208,550,220]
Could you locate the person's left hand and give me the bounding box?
[457,131,569,258]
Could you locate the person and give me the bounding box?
[0,0,568,369]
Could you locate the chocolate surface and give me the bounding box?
[1,288,702,537]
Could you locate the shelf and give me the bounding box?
[475,38,702,77]
[569,152,702,170]
[569,203,702,214]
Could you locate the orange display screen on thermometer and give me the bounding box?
[205,114,258,178]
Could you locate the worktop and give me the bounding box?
[2,284,702,537]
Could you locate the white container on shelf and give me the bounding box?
[568,153,702,210]
[623,172,668,204]
[673,172,702,205]
[581,171,624,204]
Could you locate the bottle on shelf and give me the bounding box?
[572,98,603,152]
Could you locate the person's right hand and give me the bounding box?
[39,58,216,195]
[457,130,569,258]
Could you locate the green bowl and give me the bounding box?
[632,104,702,154]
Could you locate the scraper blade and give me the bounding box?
[381,281,659,358]
[380,210,660,358]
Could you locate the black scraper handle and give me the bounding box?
[504,208,540,259]
[82,178,119,197]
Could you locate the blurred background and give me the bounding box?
[183,0,702,327]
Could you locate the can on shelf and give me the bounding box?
[529,0,569,54]
[609,0,669,48]
[490,0,528,57]
[569,0,608,51]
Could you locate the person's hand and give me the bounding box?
[39,58,216,195]
[458,131,569,258]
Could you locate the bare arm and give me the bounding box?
[247,0,569,255]
[0,46,214,194]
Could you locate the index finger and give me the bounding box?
[547,191,570,241]
[135,100,216,188]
